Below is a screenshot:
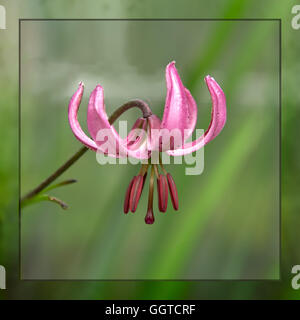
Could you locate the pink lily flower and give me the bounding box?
[68,61,226,224]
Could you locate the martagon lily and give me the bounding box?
[68,61,226,224]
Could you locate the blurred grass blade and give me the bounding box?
[149,114,265,279]
[42,179,77,193]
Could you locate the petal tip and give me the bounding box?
[205,75,218,88]
[92,84,104,97]
[166,60,176,70]
[95,84,103,91]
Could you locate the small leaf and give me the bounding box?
[42,179,77,193]
[21,194,69,210]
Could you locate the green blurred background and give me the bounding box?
[0,0,299,299]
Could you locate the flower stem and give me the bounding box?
[20,99,152,205]
[109,99,152,121]
[21,146,88,203]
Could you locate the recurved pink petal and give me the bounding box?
[161,62,198,146]
[124,118,150,159]
[87,85,150,159]
[184,87,198,139]
[167,76,226,156]
[124,118,146,148]
[146,114,162,151]
[68,82,98,151]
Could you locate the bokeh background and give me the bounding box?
[0,0,299,299]
[20,19,279,280]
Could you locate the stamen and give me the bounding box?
[145,166,155,224]
[166,173,179,210]
[158,154,168,175]
[140,164,149,195]
[157,174,168,212]
[153,164,159,179]
[123,176,135,214]
[129,175,144,213]
[158,155,179,211]
[139,164,149,176]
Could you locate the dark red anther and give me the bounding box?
[157,174,168,212]
[129,175,144,213]
[156,175,162,212]
[167,173,179,210]
[145,208,155,224]
[157,188,163,212]
[123,176,135,214]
